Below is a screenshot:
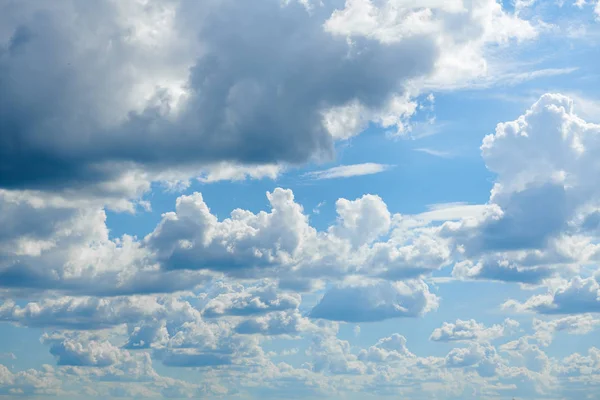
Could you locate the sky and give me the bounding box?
[2,0,600,399]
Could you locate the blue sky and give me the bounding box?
[2,0,600,399]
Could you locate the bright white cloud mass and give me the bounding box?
[2,0,600,399]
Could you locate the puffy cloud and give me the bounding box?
[235,311,315,336]
[452,258,554,284]
[503,276,600,314]
[202,281,301,318]
[0,364,62,396]
[430,319,519,343]
[42,334,125,367]
[0,0,538,192]
[358,334,415,362]
[309,333,366,375]
[500,337,550,373]
[444,93,600,283]
[0,296,164,330]
[0,0,420,190]
[0,190,209,296]
[309,279,438,322]
[444,342,502,377]
[328,194,391,248]
[146,188,313,274]
[532,314,600,346]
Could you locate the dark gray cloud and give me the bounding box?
[0,0,437,190]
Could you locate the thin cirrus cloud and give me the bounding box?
[303,163,394,180]
[414,148,454,158]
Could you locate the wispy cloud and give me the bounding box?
[414,148,454,158]
[303,163,393,180]
[424,66,578,91]
[417,202,490,221]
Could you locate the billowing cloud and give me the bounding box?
[0,0,537,192]
[503,276,600,315]
[202,281,301,318]
[358,334,415,362]
[532,314,600,346]
[444,93,600,283]
[309,279,438,322]
[430,318,519,343]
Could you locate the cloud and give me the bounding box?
[532,314,600,346]
[0,296,166,330]
[452,259,554,284]
[145,188,312,275]
[235,311,314,336]
[444,343,502,377]
[197,163,283,184]
[0,364,62,396]
[0,190,210,296]
[503,276,600,314]
[414,148,453,158]
[329,194,391,248]
[309,279,438,322]
[0,0,538,192]
[202,281,301,318]
[42,335,125,367]
[358,334,415,362]
[303,163,393,180]
[0,0,430,191]
[309,333,366,375]
[430,319,519,343]
[155,350,232,368]
[499,337,550,373]
[442,93,600,283]
[417,203,491,222]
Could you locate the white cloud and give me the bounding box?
[414,148,454,158]
[329,194,391,247]
[442,93,600,283]
[430,319,519,343]
[202,281,301,318]
[358,334,415,362]
[197,163,283,183]
[503,276,600,314]
[532,314,600,346]
[303,163,393,180]
[309,279,439,322]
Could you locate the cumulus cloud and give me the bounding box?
[7,1,599,398]
[430,319,519,343]
[42,334,125,367]
[0,0,420,190]
[202,281,301,318]
[444,93,600,283]
[0,296,166,330]
[146,188,313,274]
[0,190,209,295]
[309,333,366,375]
[0,364,62,396]
[309,279,438,322]
[503,276,600,314]
[0,0,538,192]
[444,342,502,377]
[358,334,415,362]
[532,314,600,346]
[235,311,315,336]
